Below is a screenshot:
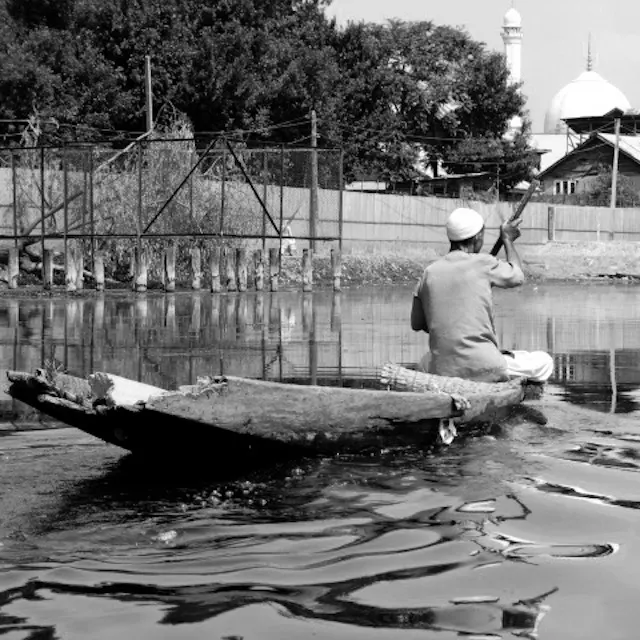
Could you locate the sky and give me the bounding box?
[325,0,640,133]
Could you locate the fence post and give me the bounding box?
[40,147,45,265]
[269,247,279,292]
[191,244,202,291]
[89,146,95,267]
[94,251,105,291]
[302,248,313,292]
[164,241,176,292]
[225,247,237,292]
[309,110,318,252]
[62,147,68,271]
[42,249,53,290]
[331,248,342,292]
[220,146,226,235]
[547,206,556,242]
[8,248,19,290]
[254,250,264,291]
[610,208,617,241]
[11,151,18,252]
[134,245,148,292]
[210,245,221,293]
[338,149,344,254]
[76,245,84,290]
[262,150,268,254]
[236,248,247,292]
[66,241,78,292]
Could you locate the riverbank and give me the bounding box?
[520,242,640,281]
[283,241,640,287]
[0,242,638,295]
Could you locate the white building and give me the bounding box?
[501,7,633,172]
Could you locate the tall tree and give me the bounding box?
[0,1,537,188]
[187,0,340,141]
[330,20,535,187]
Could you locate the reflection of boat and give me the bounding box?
[6,364,539,461]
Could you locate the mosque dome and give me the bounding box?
[503,8,522,28]
[544,70,631,133]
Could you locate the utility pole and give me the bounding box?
[309,109,318,252]
[145,55,153,132]
[610,116,621,239]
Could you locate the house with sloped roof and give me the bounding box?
[537,132,640,199]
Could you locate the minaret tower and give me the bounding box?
[502,4,523,84]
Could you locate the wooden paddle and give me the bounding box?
[490,179,540,256]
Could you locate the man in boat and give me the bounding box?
[411,207,553,383]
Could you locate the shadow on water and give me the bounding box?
[24,396,562,538]
[1,443,574,639]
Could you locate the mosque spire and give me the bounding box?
[587,34,593,71]
[502,4,523,85]
[502,4,523,138]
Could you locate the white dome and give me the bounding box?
[503,8,522,27]
[544,70,631,133]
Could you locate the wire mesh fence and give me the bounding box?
[0,139,344,255]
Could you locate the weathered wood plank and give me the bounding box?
[147,375,461,442]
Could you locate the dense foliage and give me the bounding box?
[582,165,640,207]
[0,0,536,190]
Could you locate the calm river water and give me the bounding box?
[1,282,639,639]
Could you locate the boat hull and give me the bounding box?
[6,367,532,460]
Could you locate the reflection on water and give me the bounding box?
[1,282,640,639]
[1,282,640,420]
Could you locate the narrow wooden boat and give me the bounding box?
[5,364,539,461]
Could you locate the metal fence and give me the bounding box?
[0,139,344,255]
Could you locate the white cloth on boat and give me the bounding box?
[438,418,458,446]
[417,349,554,383]
[503,350,554,383]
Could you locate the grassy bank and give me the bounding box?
[520,242,640,281]
[282,242,640,288]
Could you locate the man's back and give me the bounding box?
[415,251,524,381]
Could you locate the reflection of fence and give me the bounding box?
[0,292,344,424]
[3,285,640,424]
[0,140,343,252]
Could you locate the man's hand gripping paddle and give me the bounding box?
[490,179,540,257]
